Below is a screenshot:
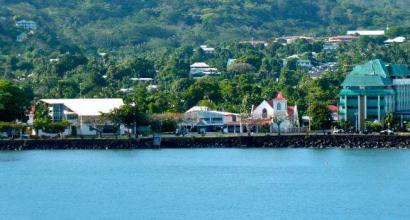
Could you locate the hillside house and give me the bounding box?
[199,45,215,54]
[16,20,37,30]
[190,62,219,78]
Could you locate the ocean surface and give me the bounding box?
[0,149,409,220]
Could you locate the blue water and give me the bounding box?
[0,149,409,220]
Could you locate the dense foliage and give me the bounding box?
[1,0,410,55]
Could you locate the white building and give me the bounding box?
[227,59,237,69]
[200,45,215,54]
[385,37,406,44]
[190,62,219,78]
[347,30,385,36]
[251,92,299,133]
[16,20,37,30]
[297,59,313,69]
[239,40,268,47]
[181,106,242,133]
[130,77,154,82]
[39,99,125,136]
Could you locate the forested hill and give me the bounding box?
[1,0,409,54]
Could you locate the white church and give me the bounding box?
[251,92,300,133]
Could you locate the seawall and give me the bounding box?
[0,135,410,150]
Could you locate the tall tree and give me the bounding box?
[0,80,31,122]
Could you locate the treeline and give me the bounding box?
[1,0,410,55]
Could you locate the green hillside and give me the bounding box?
[1,0,409,54]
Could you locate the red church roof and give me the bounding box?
[274,92,286,101]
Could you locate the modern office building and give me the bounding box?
[339,59,410,129]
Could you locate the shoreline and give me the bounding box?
[0,135,409,150]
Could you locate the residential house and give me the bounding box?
[181,106,242,133]
[308,62,337,78]
[226,59,237,69]
[251,92,299,133]
[130,77,154,83]
[385,37,406,44]
[16,20,37,30]
[199,45,215,54]
[38,99,125,135]
[323,43,339,52]
[190,62,219,78]
[339,59,410,130]
[297,60,313,69]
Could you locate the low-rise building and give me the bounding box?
[190,62,219,78]
[308,62,337,78]
[385,37,406,44]
[16,20,37,30]
[199,45,215,54]
[339,59,410,130]
[38,98,125,135]
[180,106,242,133]
[226,59,237,69]
[323,43,339,51]
[297,59,313,69]
[347,30,385,36]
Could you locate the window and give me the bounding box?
[277,103,282,111]
[262,109,268,119]
[232,115,237,122]
[66,114,78,120]
[212,118,223,123]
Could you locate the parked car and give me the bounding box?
[361,129,370,135]
[380,129,394,135]
[332,128,344,134]
[175,128,188,136]
[0,132,8,139]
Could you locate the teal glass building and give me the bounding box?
[339,59,410,129]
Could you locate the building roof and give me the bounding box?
[41,98,124,116]
[385,37,406,43]
[190,62,209,68]
[341,59,392,87]
[347,30,385,36]
[200,45,215,52]
[390,64,410,76]
[186,106,239,116]
[187,106,210,112]
[130,77,153,81]
[328,35,358,42]
[274,92,286,101]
